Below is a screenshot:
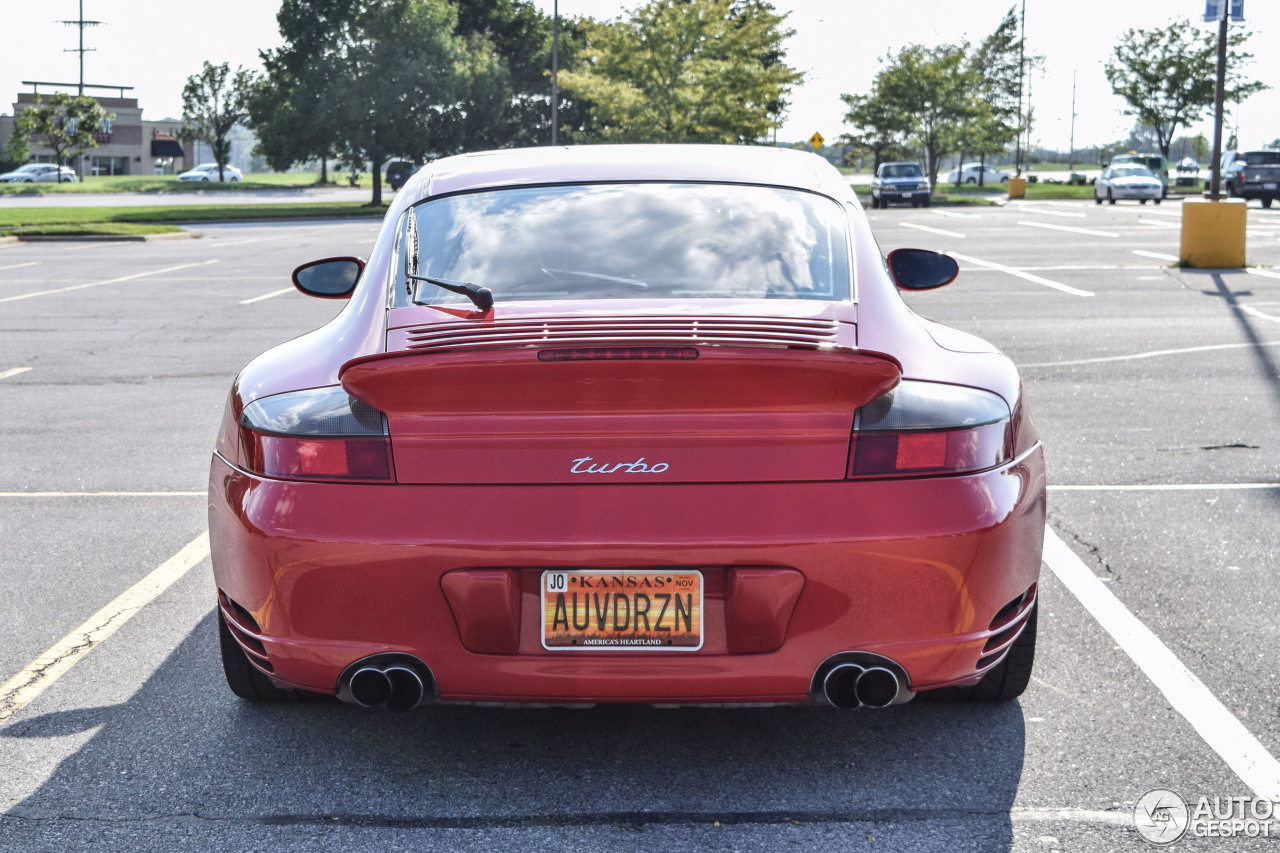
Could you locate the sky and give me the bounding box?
[2,1,1277,156]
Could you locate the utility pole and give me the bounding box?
[1207,2,1229,198]
[551,0,560,146]
[1014,0,1026,176]
[1068,71,1076,172]
[59,0,102,96]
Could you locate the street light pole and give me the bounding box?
[1068,71,1076,172]
[551,0,560,146]
[1014,0,1026,176]
[1208,7,1229,199]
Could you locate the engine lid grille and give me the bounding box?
[395,315,842,353]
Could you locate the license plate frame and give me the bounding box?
[541,569,704,651]
[1263,182,1277,190]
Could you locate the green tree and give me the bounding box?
[963,7,1027,184]
[180,62,254,182]
[871,43,973,186]
[557,0,802,144]
[1105,18,1268,160]
[248,53,340,183]
[838,85,910,172]
[253,0,504,205]
[12,93,112,178]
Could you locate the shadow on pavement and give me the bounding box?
[3,612,1026,849]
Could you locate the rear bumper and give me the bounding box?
[209,447,1046,703]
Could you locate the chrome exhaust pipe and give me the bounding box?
[384,665,425,712]
[854,666,900,709]
[822,663,865,709]
[348,666,393,708]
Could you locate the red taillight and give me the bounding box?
[846,381,1013,478]
[848,422,1010,477]
[238,387,393,482]
[538,347,699,361]
[240,431,392,481]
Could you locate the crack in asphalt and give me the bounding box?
[1046,515,1120,582]
[0,614,126,722]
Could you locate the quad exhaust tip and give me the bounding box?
[341,656,432,711]
[820,662,904,709]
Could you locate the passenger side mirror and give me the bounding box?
[885,249,958,291]
[292,257,365,299]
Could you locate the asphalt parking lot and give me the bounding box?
[2,198,1279,851]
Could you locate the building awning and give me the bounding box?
[151,139,185,158]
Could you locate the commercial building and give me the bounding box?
[0,82,194,178]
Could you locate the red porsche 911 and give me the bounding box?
[210,144,1045,711]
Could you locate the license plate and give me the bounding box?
[1264,183,1277,190]
[542,570,703,651]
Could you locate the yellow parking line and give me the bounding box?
[0,531,210,725]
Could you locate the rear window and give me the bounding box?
[392,183,851,306]
[1243,151,1280,166]
[1113,166,1155,178]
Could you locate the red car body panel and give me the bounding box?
[210,144,1046,706]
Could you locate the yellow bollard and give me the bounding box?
[1179,198,1247,268]
[1007,177,1026,199]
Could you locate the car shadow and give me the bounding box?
[3,611,1026,848]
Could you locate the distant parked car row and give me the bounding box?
[0,163,78,183]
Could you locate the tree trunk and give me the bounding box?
[370,157,383,206]
[978,152,986,188]
[320,156,328,185]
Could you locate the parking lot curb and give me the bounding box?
[12,231,195,243]
[0,236,19,246]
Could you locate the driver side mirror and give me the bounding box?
[885,249,958,291]
[292,257,365,299]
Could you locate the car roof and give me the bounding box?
[412,145,851,202]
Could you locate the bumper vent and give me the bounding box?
[397,315,842,353]
[218,590,273,672]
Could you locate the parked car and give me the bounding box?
[870,162,932,208]
[210,144,1045,712]
[386,160,421,191]
[1094,164,1163,205]
[946,163,1010,185]
[1109,153,1169,197]
[177,163,243,182]
[0,163,78,183]
[1176,157,1200,173]
[1222,150,1280,208]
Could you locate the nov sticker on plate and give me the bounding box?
[542,570,703,651]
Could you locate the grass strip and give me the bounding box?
[0,223,184,237]
[0,173,327,195]
[0,202,387,231]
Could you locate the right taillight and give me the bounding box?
[847,380,1012,478]
[239,386,393,482]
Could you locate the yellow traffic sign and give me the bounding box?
[809,132,824,150]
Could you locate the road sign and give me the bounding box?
[1203,0,1243,22]
[808,132,824,150]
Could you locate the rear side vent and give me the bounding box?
[219,590,272,671]
[977,583,1037,670]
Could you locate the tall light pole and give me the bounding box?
[1014,0,1026,176]
[1067,71,1076,172]
[551,0,560,146]
[1207,4,1230,199]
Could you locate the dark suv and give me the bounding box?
[869,162,932,208]
[1222,150,1280,208]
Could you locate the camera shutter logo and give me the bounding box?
[1135,789,1190,844]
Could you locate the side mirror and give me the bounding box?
[292,257,365,299]
[886,249,958,291]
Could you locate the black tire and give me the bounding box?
[1264,198,1274,209]
[1107,190,1116,205]
[922,196,931,207]
[1139,199,1147,205]
[1095,194,1103,205]
[919,603,1037,703]
[1154,198,1161,205]
[218,609,300,702]
[965,177,976,185]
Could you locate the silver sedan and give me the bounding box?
[1095,165,1162,205]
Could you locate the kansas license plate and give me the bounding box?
[1264,183,1277,190]
[542,570,703,651]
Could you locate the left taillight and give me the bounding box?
[847,380,1012,478]
[238,387,393,482]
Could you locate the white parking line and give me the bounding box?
[1139,219,1180,229]
[1021,339,1280,368]
[0,261,38,272]
[208,238,262,248]
[900,222,965,239]
[1043,527,1280,801]
[0,490,204,497]
[1050,483,1280,492]
[0,531,210,724]
[0,367,32,381]
[240,286,296,304]
[1241,305,1280,324]
[1019,221,1119,238]
[947,252,1094,297]
[0,260,217,304]
[1020,208,1086,218]
[1132,250,1178,262]
[927,209,977,219]
[1245,268,1280,281]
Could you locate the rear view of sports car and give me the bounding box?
[210,144,1045,711]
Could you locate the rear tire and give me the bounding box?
[218,610,302,702]
[919,603,1037,703]
[1107,190,1115,205]
[1095,194,1102,205]
[1139,199,1147,205]
[1264,198,1274,209]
